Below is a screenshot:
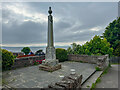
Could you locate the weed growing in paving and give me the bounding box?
[95,67,101,71]
[102,65,111,75]
[91,83,95,90]
[2,79,8,85]
[90,77,101,90]
[108,63,112,67]
[96,77,101,83]
[87,85,90,88]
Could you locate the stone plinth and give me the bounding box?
[39,59,61,72]
[39,63,61,72]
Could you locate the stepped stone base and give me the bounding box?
[39,63,61,72]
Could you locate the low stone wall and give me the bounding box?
[48,74,82,89]
[12,55,45,69]
[68,54,109,70]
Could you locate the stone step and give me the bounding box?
[81,71,103,88]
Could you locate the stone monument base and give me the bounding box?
[39,64,61,72]
[39,59,61,72]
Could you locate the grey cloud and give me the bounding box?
[54,28,104,43]
[2,2,118,45]
[2,21,47,44]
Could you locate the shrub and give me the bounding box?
[13,55,17,58]
[21,47,31,55]
[56,48,68,62]
[33,61,39,65]
[2,49,14,70]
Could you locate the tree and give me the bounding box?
[67,43,82,55]
[67,35,113,56]
[21,47,31,55]
[35,49,43,55]
[103,17,120,56]
[2,49,14,70]
[35,49,45,56]
[67,47,73,54]
[114,41,120,56]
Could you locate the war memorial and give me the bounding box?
[2,7,110,89]
[39,7,61,72]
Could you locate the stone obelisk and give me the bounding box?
[39,7,61,72]
[45,7,57,65]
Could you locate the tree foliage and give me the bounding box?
[67,35,113,56]
[103,17,120,56]
[35,49,45,56]
[21,47,31,55]
[2,49,14,70]
[114,41,120,56]
[35,49,43,55]
[56,48,68,62]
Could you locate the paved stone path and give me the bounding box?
[96,65,119,88]
[3,61,97,88]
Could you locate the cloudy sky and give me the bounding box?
[1,2,118,47]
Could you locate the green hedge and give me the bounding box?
[56,48,68,62]
[2,49,14,70]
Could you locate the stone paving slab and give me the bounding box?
[2,61,97,88]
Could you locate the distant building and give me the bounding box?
[12,52,24,56]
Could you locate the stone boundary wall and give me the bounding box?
[68,54,109,70]
[12,55,45,69]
